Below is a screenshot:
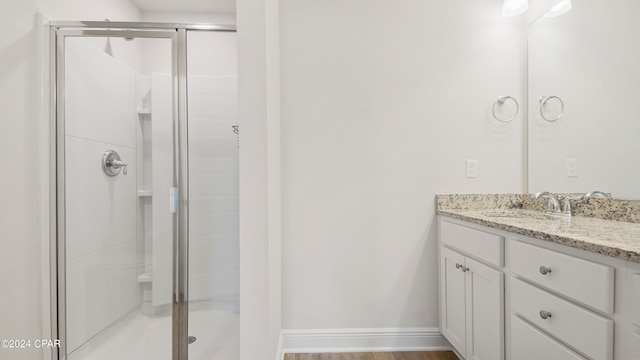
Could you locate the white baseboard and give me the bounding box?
[277,327,451,359]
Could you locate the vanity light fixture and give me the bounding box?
[502,0,528,17]
[544,0,572,18]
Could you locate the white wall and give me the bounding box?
[280,0,525,333]
[236,0,282,358]
[141,11,236,24]
[0,2,140,360]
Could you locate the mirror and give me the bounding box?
[528,0,640,198]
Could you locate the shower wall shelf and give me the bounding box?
[137,108,151,117]
[135,73,154,309]
[137,273,152,283]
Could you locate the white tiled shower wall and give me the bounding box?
[64,38,140,352]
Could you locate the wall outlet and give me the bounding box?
[466,159,478,178]
[566,158,578,177]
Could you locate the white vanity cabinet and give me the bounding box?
[439,215,640,360]
[439,219,505,360]
[505,236,640,360]
[510,240,614,360]
[629,261,640,358]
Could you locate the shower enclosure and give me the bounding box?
[50,21,238,360]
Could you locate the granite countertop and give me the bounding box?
[436,194,640,263]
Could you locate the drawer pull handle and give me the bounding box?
[539,266,552,275]
[539,310,552,320]
[456,263,462,269]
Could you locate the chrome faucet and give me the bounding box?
[533,191,561,214]
[585,191,610,198]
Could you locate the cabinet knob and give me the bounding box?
[539,266,552,275]
[539,310,552,320]
[455,263,469,272]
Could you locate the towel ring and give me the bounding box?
[492,96,519,123]
[539,95,564,122]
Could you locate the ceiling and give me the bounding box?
[131,0,236,14]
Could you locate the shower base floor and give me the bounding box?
[68,302,239,360]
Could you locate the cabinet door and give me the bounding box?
[466,257,504,360]
[441,247,467,355]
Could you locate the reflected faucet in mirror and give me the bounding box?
[533,191,561,214]
[585,191,611,198]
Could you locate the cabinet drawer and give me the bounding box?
[511,278,613,360]
[440,220,503,266]
[511,315,586,360]
[510,240,614,314]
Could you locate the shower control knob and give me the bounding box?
[110,159,128,175]
[102,150,128,176]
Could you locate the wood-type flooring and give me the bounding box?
[283,351,459,360]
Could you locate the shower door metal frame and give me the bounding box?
[49,21,236,360]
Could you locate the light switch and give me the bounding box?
[566,159,578,177]
[466,159,478,178]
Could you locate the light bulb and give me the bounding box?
[544,0,572,18]
[503,0,529,17]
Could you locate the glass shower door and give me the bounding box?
[186,29,239,360]
[54,23,238,360]
[58,30,177,360]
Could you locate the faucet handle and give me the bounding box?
[562,196,584,216]
[562,198,572,215]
